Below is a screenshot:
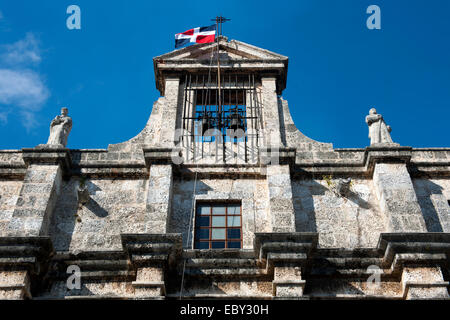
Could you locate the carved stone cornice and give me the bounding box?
[120,233,182,268]
[259,147,296,166]
[142,147,181,167]
[377,233,450,271]
[22,147,72,172]
[365,145,412,172]
[254,232,318,271]
[0,237,54,275]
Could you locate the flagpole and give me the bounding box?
[216,17,222,131]
[211,15,230,161]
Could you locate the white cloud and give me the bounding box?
[1,33,41,66]
[0,69,49,109]
[0,33,49,129]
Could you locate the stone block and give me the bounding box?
[373,163,426,232]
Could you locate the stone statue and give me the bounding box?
[365,108,394,145]
[77,184,90,206]
[335,178,352,196]
[47,107,72,147]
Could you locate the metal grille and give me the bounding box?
[179,73,262,163]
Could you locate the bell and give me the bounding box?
[230,112,244,131]
[229,111,245,139]
[230,114,239,129]
[202,117,210,135]
[201,112,216,136]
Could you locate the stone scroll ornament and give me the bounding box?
[365,108,395,145]
[47,107,72,147]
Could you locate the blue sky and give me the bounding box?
[0,0,449,149]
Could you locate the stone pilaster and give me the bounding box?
[145,164,173,233]
[266,164,295,232]
[143,148,177,234]
[121,234,182,299]
[132,267,165,297]
[254,233,317,299]
[260,86,296,232]
[261,77,282,147]
[159,76,182,146]
[272,265,305,298]
[368,147,427,232]
[0,236,53,300]
[7,148,70,236]
[401,267,449,299]
[0,271,31,300]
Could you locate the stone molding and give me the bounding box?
[120,233,183,268]
[0,236,54,273]
[22,147,72,174]
[0,236,54,299]
[259,147,296,166]
[0,232,447,299]
[1,147,448,179]
[153,38,288,95]
[143,147,181,167]
[50,251,132,282]
[377,233,450,270]
[365,145,412,173]
[254,233,318,271]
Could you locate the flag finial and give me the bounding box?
[211,16,231,37]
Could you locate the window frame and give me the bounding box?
[194,201,243,249]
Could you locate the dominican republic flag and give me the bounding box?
[175,25,216,48]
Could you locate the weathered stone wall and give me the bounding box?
[170,177,271,249]
[180,280,273,298]
[373,163,427,232]
[145,164,173,233]
[0,270,30,299]
[261,78,282,146]
[49,177,147,251]
[305,279,403,298]
[8,164,62,236]
[411,148,450,163]
[279,98,333,152]
[266,165,295,232]
[292,178,387,248]
[0,150,25,168]
[40,279,142,299]
[0,180,22,235]
[413,178,450,232]
[0,151,26,236]
[401,267,449,299]
[105,97,166,156]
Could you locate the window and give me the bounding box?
[194,202,242,249]
[194,91,247,144]
[179,74,262,163]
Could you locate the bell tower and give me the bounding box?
[153,36,289,164]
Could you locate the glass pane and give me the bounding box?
[198,205,210,215]
[227,229,241,239]
[212,206,226,215]
[212,241,225,249]
[195,216,210,227]
[227,216,241,227]
[227,241,241,249]
[228,205,240,215]
[195,241,209,249]
[212,216,226,227]
[196,229,210,240]
[211,228,225,240]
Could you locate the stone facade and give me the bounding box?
[0,38,449,300]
